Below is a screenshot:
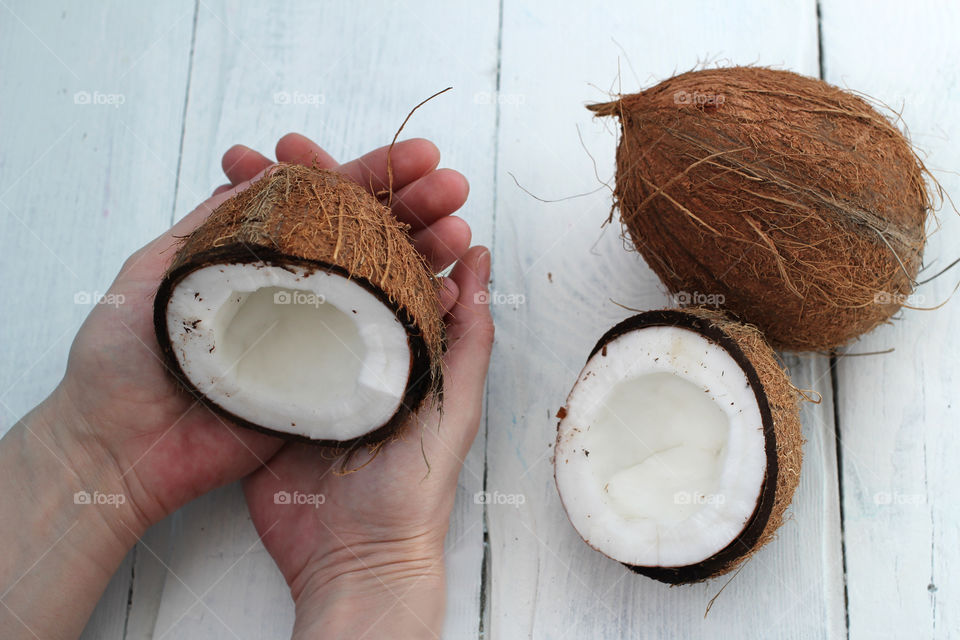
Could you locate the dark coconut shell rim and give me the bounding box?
[153,243,437,449]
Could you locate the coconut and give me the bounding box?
[554,308,802,584]
[153,163,444,447]
[589,66,932,351]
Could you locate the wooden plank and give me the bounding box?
[144,2,500,638]
[821,1,960,637]
[149,484,294,639]
[0,2,194,638]
[124,517,178,640]
[487,1,846,637]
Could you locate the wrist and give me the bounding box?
[290,535,446,640]
[31,387,152,544]
[7,387,150,561]
[0,395,144,639]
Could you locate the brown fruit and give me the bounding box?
[590,66,932,351]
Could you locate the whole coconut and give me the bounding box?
[589,66,933,351]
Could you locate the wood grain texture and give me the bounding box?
[821,1,960,638]
[0,2,194,639]
[486,1,845,638]
[140,2,501,638]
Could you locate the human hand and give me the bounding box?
[0,132,479,640]
[52,133,476,530]
[235,136,493,639]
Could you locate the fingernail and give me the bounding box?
[476,248,491,283]
[442,275,458,296]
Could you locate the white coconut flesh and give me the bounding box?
[164,262,412,441]
[555,325,767,568]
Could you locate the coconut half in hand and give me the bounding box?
[554,308,802,584]
[154,164,444,447]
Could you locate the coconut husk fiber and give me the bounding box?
[590,66,933,351]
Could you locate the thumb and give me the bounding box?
[437,245,494,456]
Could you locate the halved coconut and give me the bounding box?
[554,308,802,583]
[154,164,444,447]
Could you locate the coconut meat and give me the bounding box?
[165,262,412,441]
[555,325,767,568]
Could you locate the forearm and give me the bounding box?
[0,398,145,640]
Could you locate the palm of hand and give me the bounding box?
[242,425,458,590]
[60,248,283,522]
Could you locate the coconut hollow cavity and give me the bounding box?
[154,164,444,447]
[554,308,802,584]
[589,66,934,351]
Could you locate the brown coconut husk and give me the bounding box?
[589,66,934,351]
[682,307,803,582]
[154,163,444,449]
[584,308,802,584]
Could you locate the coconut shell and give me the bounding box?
[154,163,444,447]
[590,66,931,351]
[581,308,802,584]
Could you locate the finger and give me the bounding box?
[222,144,273,185]
[411,216,471,273]
[445,246,493,355]
[277,136,465,230]
[391,168,470,230]
[336,138,440,194]
[438,277,459,316]
[438,246,494,454]
[212,183,233,196]
[275,132,338,168]
[370,247,490,472]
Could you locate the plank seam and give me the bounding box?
[816,0,826,79]
[168,0,200,227]
[479,0,505,637]
[126,2,198,636]
[830,356,851,639]
[817,8,851,635]
[820,9,850,632]
[120,545,137,640]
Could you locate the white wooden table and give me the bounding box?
[1,1,957,638]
